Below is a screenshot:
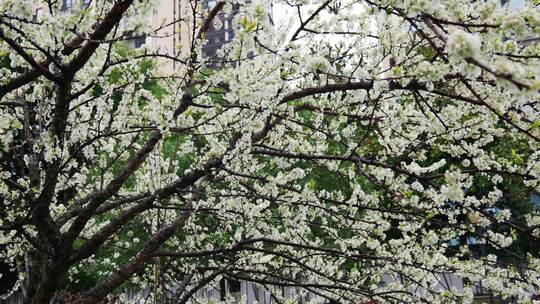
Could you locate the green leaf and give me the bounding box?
[254,4,264,17]
[107,68,122,83]
[426,212,436,221]
[239,16,257,32]
[240,16,248,29]
[511,149,524,165]
[246,21,257,32]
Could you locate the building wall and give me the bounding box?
[55,0,270,72]
[145,0,185,74]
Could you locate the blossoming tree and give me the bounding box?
[1,0,540,303]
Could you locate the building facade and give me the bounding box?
[60,0,247,73]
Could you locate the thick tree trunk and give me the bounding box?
[22,252,63,304]
[26,285,57,304]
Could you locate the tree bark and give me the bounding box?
[23,253,64,304]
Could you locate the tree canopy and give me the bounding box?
[0,0,540,303]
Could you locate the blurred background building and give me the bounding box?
[60,0,272,72]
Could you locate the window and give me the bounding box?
[532,192,540,209]
[62,0,73,9]
[132,36,146,48]
[33,7,42,21]
[501,0,526,10]
[125,35,146,49]
[204,47,217,58]
[62,0,92,10]
[206,0,216,9]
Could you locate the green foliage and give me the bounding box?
[239,16,257,32]
[0,52,10,69]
